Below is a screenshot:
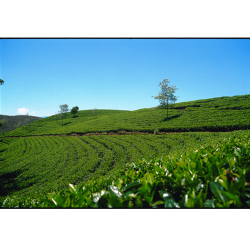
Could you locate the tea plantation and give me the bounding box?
[0,94,250,207]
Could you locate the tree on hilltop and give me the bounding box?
[152,78,178,121]
[71,107,78,115]
[59,104,69,114]
[59,104,69,126]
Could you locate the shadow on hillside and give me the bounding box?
[162,114,182,122]
[0,170,27,197]
[63,121,72,126]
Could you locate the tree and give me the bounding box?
[0,118,8,132]
[152,79,178,121]
[59,104,69,126]
[14,121,23,129]
[74,106,79,111]
[24,113,31,132]
[59,104,69,115]
[71,107,78,115]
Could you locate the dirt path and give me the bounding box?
[0,130,221,139]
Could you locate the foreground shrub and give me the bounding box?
[2,135,250,208]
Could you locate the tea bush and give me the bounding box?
[2,131,250,208]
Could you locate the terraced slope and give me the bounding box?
[0,94,249,206]
[0,131,234,203]
[1,94,249,138]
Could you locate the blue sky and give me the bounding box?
[0,38,249,117]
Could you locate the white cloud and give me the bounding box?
[17,108,35,115]
[17,107,29,114]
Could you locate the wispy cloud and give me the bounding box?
[17,108,35,115]
[17,107,29,114]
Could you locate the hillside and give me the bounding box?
[1,94,249,138]
[0,114,42,133]
[0,94,250,208]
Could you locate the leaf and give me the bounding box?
[212,164,219,177]
[208,164,214,177]
[51,194,65,207]
[69,184,79,198]
[77,185,89,197]
[246,201,250,207]
[218,176,229,191]
[92,193,101,203]
[43,199,57,208]
[108,185,122,198]
[144,196,153,204]
[158,190,173,201]
[164,199,180,208]
[204,199,216,208]
[210,182,227,205]
[183,194,195,207]
[219,191,242,206]
[181,178,186,186]
[143,173,155,185]
[73,196,87,207]
[195,182,204,192]
[64,196,71,207]
[152,200,164,207]
[156,175,175,183]
[123,181,141,192]
[100,190,109,198]
[108,196,123,208]
[124,190,137,199]
[138,186,150,198]
[237,166,243,176]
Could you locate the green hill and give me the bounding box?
[0,114,41,134]
[0,94,250,207]
[1,94,249,138]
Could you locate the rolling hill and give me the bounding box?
[0,94,250,208]
[1,94,249,138]
[0,114,42,133]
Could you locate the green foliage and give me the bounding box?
[152,79,178,107]
[71,107,78,115]
[1,130,250,208]
[154,128,159,135]
[14,121,23,129]
[0,118,8,131]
